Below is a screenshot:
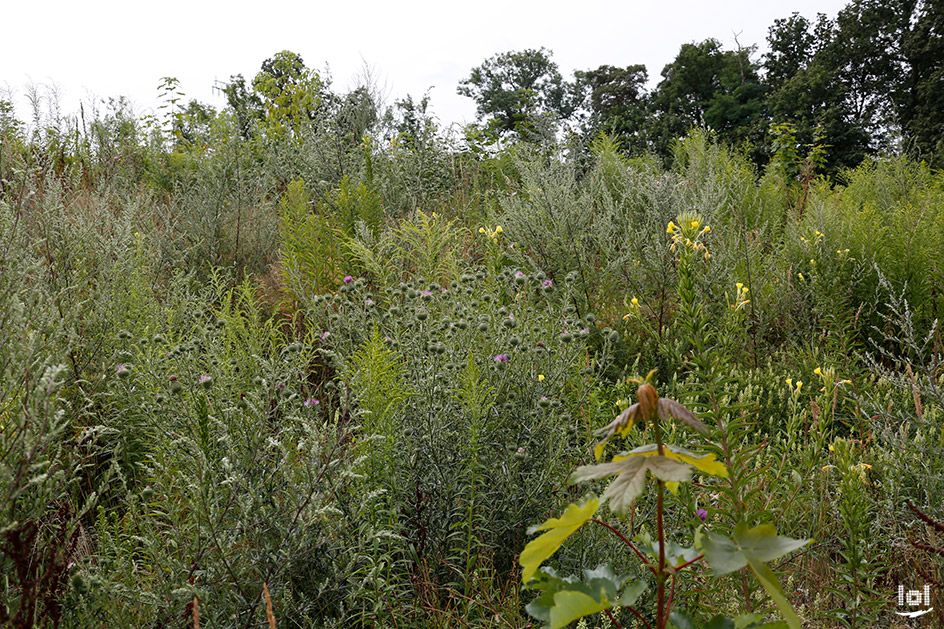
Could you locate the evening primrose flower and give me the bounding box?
[667,221,677,234]
[814,367,823,376]
[537,374,545,381]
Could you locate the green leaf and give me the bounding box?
[699,523,809,575]
[524,566,645,629]
[634,532,701,567]
[569,455,692,513]
[698,523,810,629]
[669,608,698,629]
[704,616,736,629]
[520,498,599,584]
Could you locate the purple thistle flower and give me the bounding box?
[199,375,211,384]
[514,271,525,278]
[697,508,708,522]
[494,354,509,363]
[321,331,330,341]
[543,279,553,288]
[116,364,127,374]
[304,397,320,408]
[343,275,354,283]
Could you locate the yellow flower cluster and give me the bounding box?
[478,225,503,243]
[667,217,711,260]
[733,282,750,311]
[622,296,641,320]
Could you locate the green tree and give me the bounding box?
[251,50,327,137]
[577,64,649,153]
[897,0,944,166]
[763,14,871,172]
[457,48,581,142]
[648,39,766,160]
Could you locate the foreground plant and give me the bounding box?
[519,374,810,628]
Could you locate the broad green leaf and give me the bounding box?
[698,523,810,629]
[744,552,803,629]
[549,590,612,628]
[619,579,646,606]
[524,565,645,629]
[634,532,701,567]
[669,608,697,629]
[520,498,599,584]
[614,443,729,478]
[705,616,736,629]
[570,455,691,513]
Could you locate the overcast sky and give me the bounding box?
[2,0,851,131]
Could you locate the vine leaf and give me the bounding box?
[569,455,692,513]
[520,497,599,584]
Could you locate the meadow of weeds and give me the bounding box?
[3,84,944,629]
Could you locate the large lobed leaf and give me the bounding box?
[520,498,600,584]
[569,455,692,513]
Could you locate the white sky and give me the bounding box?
[2,0,850,131]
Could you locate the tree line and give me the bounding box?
[457,0,943,172]
[111,0,942,178]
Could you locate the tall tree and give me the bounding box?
[457,48,581,141]
[648,40,766,160]
[577,64,649,153]
[897,0,944,165]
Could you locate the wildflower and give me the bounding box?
[697,508,708,522]
[421,290,433,300]
[517,447,525,454]
[631,297,639,307]
[667,221,676,234]
[798,272,804,280]
[814,367,823,376]
[321,331,330,341]
[479,227,486,234]
[199,374,212,388]
[514,271,525,278]
[494,354,509,363]
[796,381,803,391]
[543,279,553,288]
[116,364,130,379]
[343,275,354,283]
[495,226,503,234]
[736,283,743,291]
[702,225,711,234]
[786,378,792,387]
[828,444,835,452]
[537,374,545,381]
[304,397,320,408]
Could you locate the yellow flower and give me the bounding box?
[622,313,631,320]
[704,252,710,260]
[690,220,700,230]
[814,367,823,376]
[479,227,486,234]
[860,463,872,470]
[538,374,545,381]
[736,282,743,291]
[786,378,793,387]
[702,225,711,233]
[631,297,639,307]
[828,444,835,452]
[495,226,503,234]
[796,381,803,391]
[667,221,676,234]
[798,272,804,280]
